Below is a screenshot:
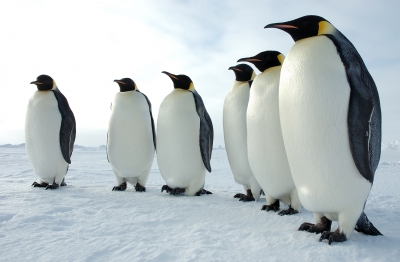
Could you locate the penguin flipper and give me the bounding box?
[137,91,156,150]
[191,91,213,172]
[52,89,76,164]
[355,211,382,236]
[326,34,381,183]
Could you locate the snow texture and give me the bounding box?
[0,145,399,261]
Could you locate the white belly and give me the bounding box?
[25,90,68,184]
[157,89,206,195]
[223,81,254,186]
[247,68,294,199]
[279,36,371,213]
[107,91,155,178]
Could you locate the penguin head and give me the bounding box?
[30,75,55,91]
[162,71,194,91]
[113,78,137,92]
[228,64,255,82]
[237,51,284,73]
[264,15,336,42]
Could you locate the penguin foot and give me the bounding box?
[319,229,347,245]
[32,182,49,188]
[298,216,332,234]
[235,189,254,202]
[234,193,245,198]
[60,179,67,186]
[170,188,185,195]
[239,195,255,202]
[261,200,280,212]
[112,182,127,191]
[278,207,299,216]
[45,182,60,190]
[134,183,146,192]
[161,185,173,193]
[195,189,213,196]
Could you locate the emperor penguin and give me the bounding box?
[107,78,156,192]
[224,64,262,202]
[26,75,76,190]
[265,15,382,244]
[158,71,213,196]
[238,51,302,215]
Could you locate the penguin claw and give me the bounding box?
[161,185,172,193]
[112,182,127,191]
[170,188,185,195]
[45,182,59,190]
[319,230,347,245]
[298,216,332,234]
[234,193,245,199]
[195,189,213,196]
[134,183,146,192]
[278,207,299,216]
[32,182,48,188]
[239,195,255,202]
[261,200,280,212]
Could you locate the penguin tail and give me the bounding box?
[355,211,382,236]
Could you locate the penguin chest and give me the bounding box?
[279,36,371,211]
[157,90,205,187]
[25,91,65,176]
[247,69,294,198]
[223,82,252,181]
[107,92,154,177]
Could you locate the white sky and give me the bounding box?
[0,0,399,146]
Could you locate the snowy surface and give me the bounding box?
[0,144,399,261]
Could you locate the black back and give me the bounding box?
[52,88,76,164]
[191,90,213,172]
[325,32,381,184]
[136,90,156,150]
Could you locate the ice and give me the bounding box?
[0,146,399,261]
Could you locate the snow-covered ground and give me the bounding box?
[0,144,399,261]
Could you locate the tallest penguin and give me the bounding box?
[265,15,382,244]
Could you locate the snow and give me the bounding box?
[0,145,399,261]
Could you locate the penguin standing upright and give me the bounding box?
[158,71,213,196]
[224,64,262,202]
[26,75,76,190]
[107,78,155,192]
[238,51,301,215]
[265,15,382,244]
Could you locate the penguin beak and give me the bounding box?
[30,81,42,85]
[237,57,262,63]
[264,23,298,29]
[113,80,126,85]
[228,66,242,72]
[161,71,179,80]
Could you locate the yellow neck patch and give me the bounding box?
[189,82,195,91]
[277,54,285,65]
[251,71,256,80]
[318,21,335,35]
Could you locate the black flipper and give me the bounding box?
[52,88,76,164]
[136,90,156,150]
[191,91,213,172]
[325,33,381,183]
[355,211,382,236]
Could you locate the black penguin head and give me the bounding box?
[114,78,136,92]
[228,64,255,82]
[264,15,335,42]
[162,71,194,91]
[237,51,284,73]
[30,75,54,91]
